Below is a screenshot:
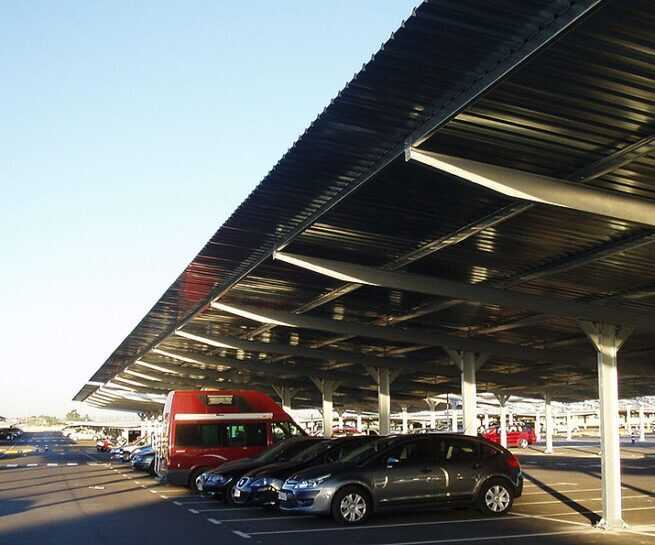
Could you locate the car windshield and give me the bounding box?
[288,440,331,462]
[257,439,314,463]
[341,436,398,465]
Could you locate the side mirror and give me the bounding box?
[386,456,400,468]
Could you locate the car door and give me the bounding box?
[370,437,446,505]
[442,437,482,499]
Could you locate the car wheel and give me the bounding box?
[331,486,371,525]
[518,439,528,449]
[479,479,514,515]
[223,483,236,505]
[189,468,207,493]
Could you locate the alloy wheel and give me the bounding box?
[484,485,511,512]
[339,492,367,522]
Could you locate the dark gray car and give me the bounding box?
[278,433,523,524]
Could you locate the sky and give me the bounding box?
[0,1,420,418]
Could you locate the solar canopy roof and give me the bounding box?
[76,0,655,413]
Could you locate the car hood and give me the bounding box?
[290,462,351,481]
[204,457,257,476]
[245,460,315,480]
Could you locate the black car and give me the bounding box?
[196,437,323,501]
[131,446,155,474]
[232,435,375,507]
[279,433,523,524]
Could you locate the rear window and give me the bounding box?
[175,423,266,448]
[443,438,480,462]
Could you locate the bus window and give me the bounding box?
[271,421,304,443]
[175,423,222,448]
[225,423,267,447]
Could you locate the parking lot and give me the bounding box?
[1,432,654,545]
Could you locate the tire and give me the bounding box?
[479,478,514,516]
[331,486,372,525]
[223,482,236,505]
[189,468,207,493]
[518,439,528,449]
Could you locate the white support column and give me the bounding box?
[272,385,298,416]
[495,393,510,448]
[566,411,573,441]
[483,413,490,430]
[311,378,339,438]
[356,413,363,433]
[449,351,488,436]
[508,412,514,427]
[425,398,438,430]
[450,399,458,432]
[640,404,646,442]
[401,405,409,434]
[367,367,400,436]
[580,321,632,531]
[544,393,554,455]
[535,412,541,442]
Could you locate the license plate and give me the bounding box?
[233,489,241,498]
[278,491,287,501]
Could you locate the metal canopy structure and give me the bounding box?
[74,1,655,527]
[75,0,655,411]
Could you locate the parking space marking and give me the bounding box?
[521,487,604,496]
[207,518,221,525]
[188,508,199,514]
[517,493,653,506]
[248,514,531,536]
[195,507,262,513]
[215,514,315,523]
[365,529,594,545]
[233,530,251,539]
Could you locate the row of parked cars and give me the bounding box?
[189,432,522,524]
[117,391,524,525]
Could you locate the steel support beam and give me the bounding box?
[639,404,646,443]
[496,393,510,448]
[535,412,541,442]
[272,385,298,415]
[580,321,632,530]
[274,252,655,331]
[448,351,488,436]
[212,302,585,366]
[312,379,339,438]
[401,406,409,434]
[367,367,401,436]
[407,149,655,228]
[544,393,554,455]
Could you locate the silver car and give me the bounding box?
[279,433,523,524]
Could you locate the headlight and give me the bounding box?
[295,474,332,489]
[210,474,232,484]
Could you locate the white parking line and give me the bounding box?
[357,530,594,545]
[196,507,262,513]
[233,530,251,539]
[248,514,531,536]
[207,518,221,525]
[188,508,199,514]
[216,515,315,523]
[517,493,652,506]
[522,487,604,496]
[46,463,58,467]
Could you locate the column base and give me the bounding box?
[594,518,627,531]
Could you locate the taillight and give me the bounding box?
[506,454,520,470]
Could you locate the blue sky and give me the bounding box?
[0,1,419,417]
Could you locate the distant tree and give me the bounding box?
[65,409,82,421]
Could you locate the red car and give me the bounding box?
[482,425,536,448]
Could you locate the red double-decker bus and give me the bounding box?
[157,390,305,489]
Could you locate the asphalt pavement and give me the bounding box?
[1,432,654,545]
